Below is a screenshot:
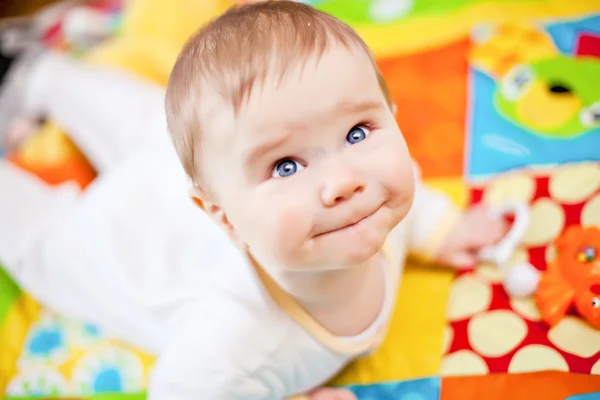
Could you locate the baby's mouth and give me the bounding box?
[314,206,381,238]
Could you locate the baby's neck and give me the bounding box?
[278,253,386,337]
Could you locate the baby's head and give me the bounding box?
[166,1,415,273]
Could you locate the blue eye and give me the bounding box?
[345,125,370,146]
[272,159,304,178]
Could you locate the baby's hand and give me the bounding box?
[310,387,357,400]
[436,204,509,269]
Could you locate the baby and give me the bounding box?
[160,1,506,398]
[0,1,506,399]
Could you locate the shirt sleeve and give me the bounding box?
[405,162,461,262]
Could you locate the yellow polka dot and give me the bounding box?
[512,249,529,263]
[475,263,504,283]
[468,310,528,357]
[510,297,541,321]
[592,358,600,375]
[549,163,600,204]
[522,199,565,246]
[447,276,492,321]
[441,350,489,376]
[548,316,600,358]
[582,194,600,228]
[545,245,556,264]
[509,345,569,373]
[476,249,528,283]
[442,325,454,355]
[483,173,536,206]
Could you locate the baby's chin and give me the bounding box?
[341,231,389,266]
[266,238,386,273]
[305,228,390,270]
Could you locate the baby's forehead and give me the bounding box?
[243,48,382,118]
[201,45,384,147]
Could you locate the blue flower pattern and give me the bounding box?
[93,368,123,393]
[12,311,144,397]
[27,327,64,357]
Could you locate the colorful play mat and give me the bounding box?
[1,0,599,398]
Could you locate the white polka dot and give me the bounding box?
[582,194,600,228]
[369,0,413,23]
[510,297,541,321]
[441,350,489,376]
[508,345,569,373]
[522,199,565,246]
[548,316,600,358]
[468,310,528,357]
[442,326,454,355]
[483,173,536,206]
[549,163,600,204]
[592,358,600,375]
[447,276,492,321]
[471,23,496,44]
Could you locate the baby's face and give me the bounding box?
[202,44,415,272]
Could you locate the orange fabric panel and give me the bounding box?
[441,371,600,400]
[378,39,470,179]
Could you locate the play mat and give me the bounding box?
[1,0,600,398]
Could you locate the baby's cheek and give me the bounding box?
[243,203,310,264]
[270,206,312,254]
[383,146,414,193]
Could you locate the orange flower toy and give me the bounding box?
[536,225,600,329]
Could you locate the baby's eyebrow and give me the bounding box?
[244,130,293,167]
[333,99,385,116]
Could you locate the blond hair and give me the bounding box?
[165,0,391,187]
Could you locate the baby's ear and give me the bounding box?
[188,186,245,248]
[189,186,206,211]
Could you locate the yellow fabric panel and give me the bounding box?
[84,38,179,86]
[118,0,232,54]
[0,295,42,395]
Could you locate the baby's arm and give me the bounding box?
[403,163,507,268]
[404,164,461,263]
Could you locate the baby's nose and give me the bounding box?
[321,163,365,207]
